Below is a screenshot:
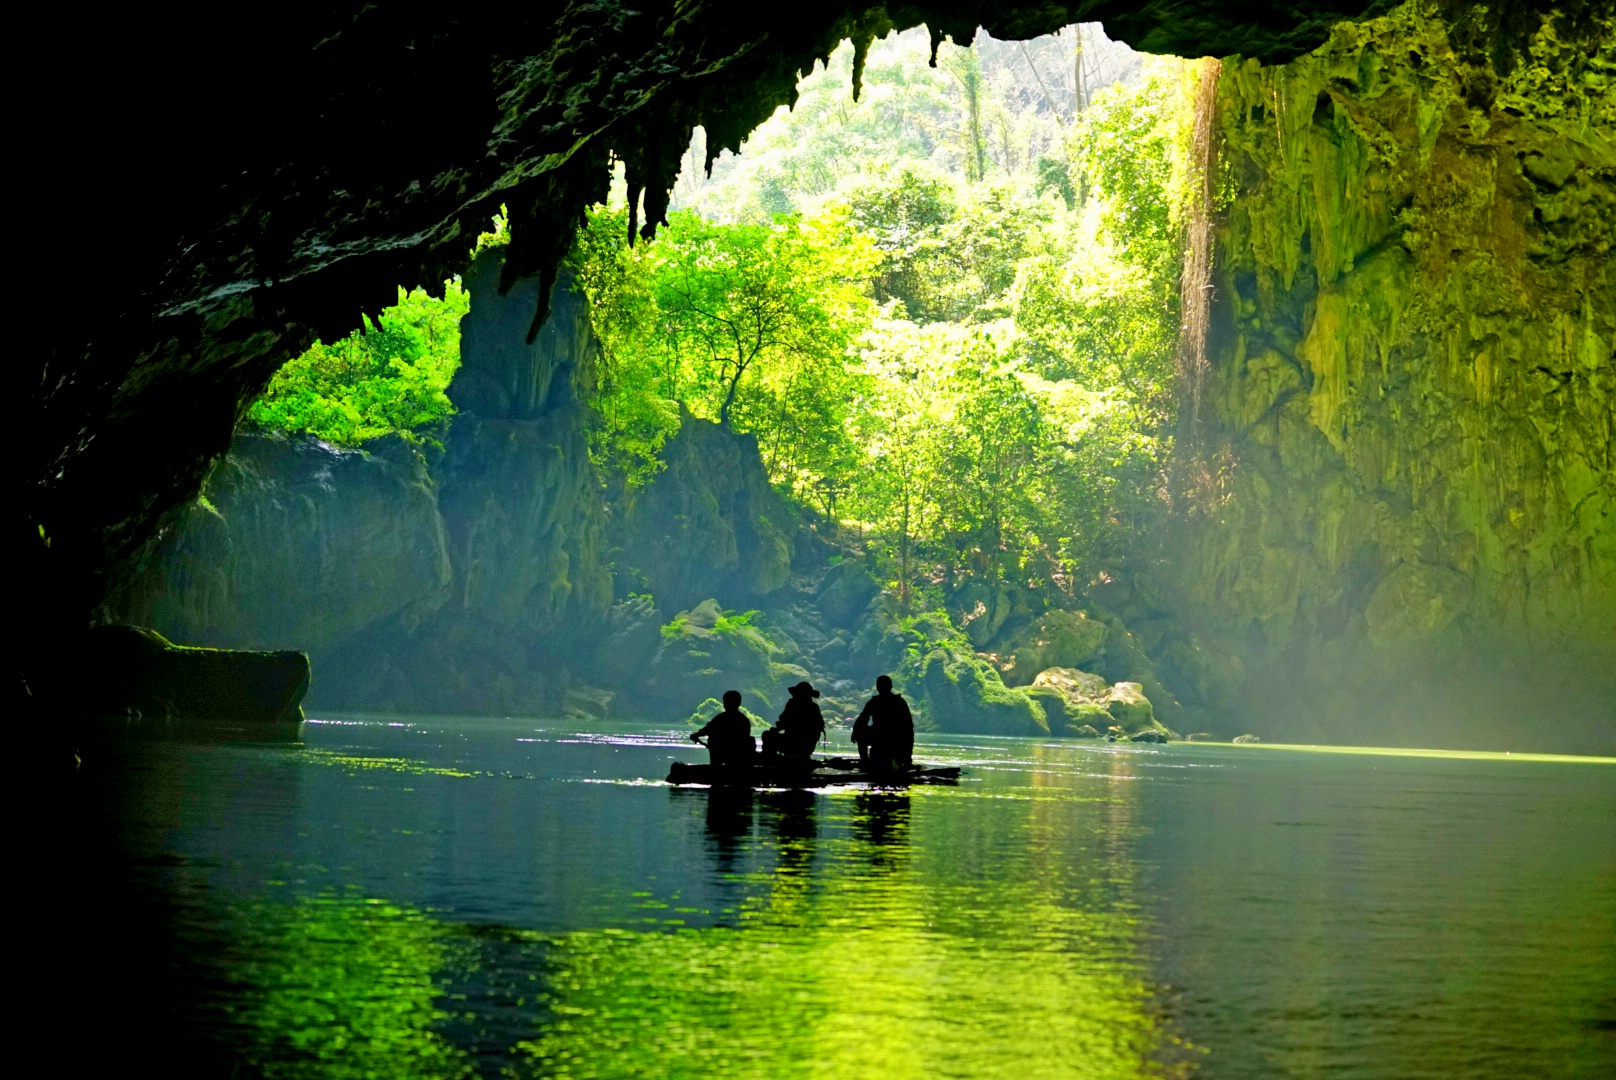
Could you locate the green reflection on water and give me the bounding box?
[518,782,1191,1079]
[233,894,475,1079]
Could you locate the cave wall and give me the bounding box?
[107,434,453,653]
[1156,1,1615,752]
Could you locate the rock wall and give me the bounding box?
[112,253,615,715]
[612,411,802,613]
[109,434,452,652]
[1154,2,1616,753]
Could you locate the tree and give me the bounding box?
[571,206,877,494]
[248,282,468,445]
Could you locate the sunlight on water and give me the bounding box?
[63,716,1616,1078]
[1229,742,1616,765]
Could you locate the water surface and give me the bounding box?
[61,716,1615,1077]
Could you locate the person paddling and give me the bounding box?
[690,690,755,767]
[852,675,913,771]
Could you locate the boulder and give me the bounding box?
[77,624,308,724]
[1104,681,1157,731]
[634,599,783,720]
[1032,666,1111,704]
[1130,730,1169,744]
[907,645,1048,736]
[1033,667,1121,736]
[1031,667,1174,739]
[995,610,1110,686]
[1232,734,1263,744]
[815,559,880,628]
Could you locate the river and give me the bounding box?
[57,715,1614,1077]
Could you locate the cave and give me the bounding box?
[25,0,1614,755]
[27,3,1616,1074]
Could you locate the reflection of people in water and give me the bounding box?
[852,675,913,770]
[690,690,755,766]
[761,681,825,761]
[852,791,910,872]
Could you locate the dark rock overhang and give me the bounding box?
[22,0,1542,632]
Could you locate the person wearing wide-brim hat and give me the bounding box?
[761,680,826,762]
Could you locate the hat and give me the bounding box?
[789,681,820,698]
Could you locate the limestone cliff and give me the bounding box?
[1153,1,1616,752]
[613,412,803,613]
[112,254,615,715]
[108,434,452,652]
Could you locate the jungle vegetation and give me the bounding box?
[251,26,1203,608]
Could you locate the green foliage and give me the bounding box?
[570,205,877,494]
[577,31,1197,614]
[249,283,468,446]
[660,614,690,642]
[711,609,762,636]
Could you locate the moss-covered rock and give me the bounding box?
[1103,682,1159,733]
[632,599,785,720]
[76,624,308,724]
[991,609,1110,686]
[1153,3,1616,753]
[905,645,1049,737]
[1031,666,1175,738]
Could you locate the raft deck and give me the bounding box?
[667,755,960,788]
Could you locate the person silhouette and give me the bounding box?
[690,690,755,767]
[852,675,913,771]
[761,681,825,762]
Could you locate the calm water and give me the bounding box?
[57,715,1614,1078]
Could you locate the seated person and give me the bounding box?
[690,690,755,766]
[853,674,913,771]
[760,681,825,762]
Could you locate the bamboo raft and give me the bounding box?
[666,755,961,788]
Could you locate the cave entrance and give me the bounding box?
[244,24,1212,627]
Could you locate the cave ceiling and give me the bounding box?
[23,0,1555,624]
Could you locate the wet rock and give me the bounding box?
[1130,730,1169,744]
[1232,734,1262,744]
[1073,724,1104,739]
[77,624,308,724]
[1185,732,1216,742]
[906,645,1048,737]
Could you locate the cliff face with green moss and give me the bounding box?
[1153,2,1615,752]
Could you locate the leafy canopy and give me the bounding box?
[248,283,468,446]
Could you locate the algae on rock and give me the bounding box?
[1157,1,1616,752]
